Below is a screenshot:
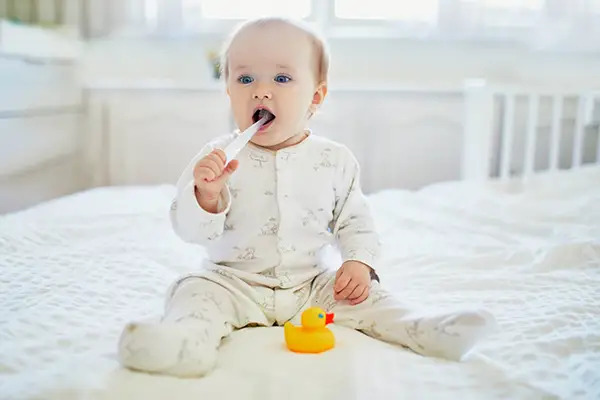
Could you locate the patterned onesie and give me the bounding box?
[117,132,495,377]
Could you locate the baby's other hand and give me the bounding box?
[333,261,372,305]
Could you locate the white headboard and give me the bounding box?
[462,79,600,181]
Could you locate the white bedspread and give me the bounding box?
[1,166,599,400]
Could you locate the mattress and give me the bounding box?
[1,165,599,400]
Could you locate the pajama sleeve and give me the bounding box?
[169,141,232,245]
[331,146,381,271]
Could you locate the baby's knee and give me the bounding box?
[164,274,229,312]
[168,275,209,299]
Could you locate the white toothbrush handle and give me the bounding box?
[175,119,264,194]
[223,118,265,163]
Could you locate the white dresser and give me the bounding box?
[0,55,85,214]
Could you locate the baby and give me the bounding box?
[117,17,495,377]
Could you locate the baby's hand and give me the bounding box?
[333,261,372,305]
[193,149,238,212]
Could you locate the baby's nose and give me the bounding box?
[253,83,272,100]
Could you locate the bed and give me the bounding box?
[1,82,600,400]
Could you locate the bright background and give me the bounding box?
[1,0,599,213]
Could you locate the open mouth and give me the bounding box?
[252,108,276,125]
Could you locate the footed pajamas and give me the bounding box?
[118,132,495,377]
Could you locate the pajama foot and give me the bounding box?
[403,310,496,361]
[118,321,218,377]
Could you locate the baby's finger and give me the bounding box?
[336,280,358,300]
[347,284,365,300]
[214,159,239,185]
[334,269,351,293]
[350,287,369,305]
[200,158,222,181]
[196,166,216,182]
[212,149,227,164]
[224,159,239,175]
[207,152,225,171]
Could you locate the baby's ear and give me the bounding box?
[312,81,328,106]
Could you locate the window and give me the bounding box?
[182,0,311,20]
[334,0,439,23]
[474,0,545,27]
[88,0,600,51]
[478,0,543,10]
[144,0,158,27]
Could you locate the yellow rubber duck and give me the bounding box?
[284,307,335,353]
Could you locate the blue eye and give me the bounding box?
[237,75,254,84]
[318,313,324,318]
[274,74,291,83]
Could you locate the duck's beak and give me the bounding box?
[325,313,334,324]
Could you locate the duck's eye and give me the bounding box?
[318,313,324,318]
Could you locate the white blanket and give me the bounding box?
[1,166,599,400]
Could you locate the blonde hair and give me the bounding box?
[219,17,330,86]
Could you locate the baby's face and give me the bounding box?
[226,23,324,148]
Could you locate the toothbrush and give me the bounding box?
[223,116,267,164]
[175,117,266,194]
